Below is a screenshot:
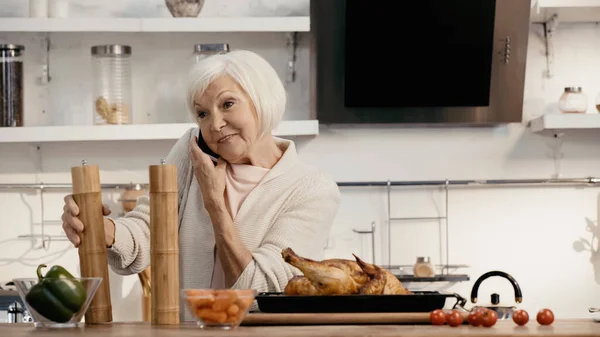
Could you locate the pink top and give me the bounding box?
[210,163,270,289]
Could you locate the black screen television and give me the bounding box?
[309,0,532,125]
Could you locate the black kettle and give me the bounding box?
[470,270,523,319]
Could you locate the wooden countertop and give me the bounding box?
[2,320,600,337]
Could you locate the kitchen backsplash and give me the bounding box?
[1,0,600,321]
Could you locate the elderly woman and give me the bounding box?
[60,50,340,314]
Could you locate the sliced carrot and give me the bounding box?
[196,308,227,323]
[186,294,215,310]
[185,289,211,297]
[212,292,237,311]
[226,304,240,316]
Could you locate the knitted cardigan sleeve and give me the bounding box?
[106,128,194,275]
[230,171,341,292]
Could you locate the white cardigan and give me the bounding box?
[106,127,340,319]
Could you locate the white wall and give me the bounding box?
[1,0,600,321]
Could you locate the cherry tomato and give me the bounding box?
[512,309,529,326]
[430,309,446,325]
[474,307,489,315]
[481,309,498,327]
[468,311,483,326]
[536,308,554,325]
[446,310,463,327]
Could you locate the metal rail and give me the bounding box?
[4,176,600,262]
[337,177,600,187]
[0,177,599,190]
[0,183,145,190]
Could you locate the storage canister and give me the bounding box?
[193,43,229,63]
[0,44,24,127]
[559,86,587,114]
[413,256,436,278]
[91,44,132,125]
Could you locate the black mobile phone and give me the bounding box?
[197,130,220,163]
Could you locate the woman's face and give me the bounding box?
[193,75,259,164]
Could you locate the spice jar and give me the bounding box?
[120,183,146,213]
[0,44,24,127]
[594,92,600,113]
[91,45,132,125]
[559,87,588,114]
[413,257,436,278]
[193,43,229,63]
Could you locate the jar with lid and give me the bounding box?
[594,92,600,113]
[120,183,146,214]
[193,43,229,63]
[0,44,24,127]
[91,45,132,125]
[559,87,588,114]
[413,257,436,278]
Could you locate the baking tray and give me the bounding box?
[255,291,466,313]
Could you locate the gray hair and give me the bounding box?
[185,49,286,138]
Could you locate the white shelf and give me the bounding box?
[0,120,319,144]
[532,0,600,22]
[530,113,600,132]
[0,17,310,32]
[538,0,600,8]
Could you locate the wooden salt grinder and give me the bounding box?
[149,159,180,325]
[71,160,113,323]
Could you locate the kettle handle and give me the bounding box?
[448,293,468,311]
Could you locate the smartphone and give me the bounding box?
[197,130,220,163]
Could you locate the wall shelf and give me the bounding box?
[531,0,600,22]
[0,120,319,144]
[538,0,600,7]
[530,114,600,132]
[0,16,310,33]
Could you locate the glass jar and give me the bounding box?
[559,86,587,114]
[595,92,600,113]
[413,257,436,277]
[91,45,132,125]
[193,43,229,63]
[0,44,24,127]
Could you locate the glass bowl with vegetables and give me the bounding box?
[13,263,102,328]
[182,289,256,329]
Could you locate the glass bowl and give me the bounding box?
[13,277,102,328]
[182,288,256,329]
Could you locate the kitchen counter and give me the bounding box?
[2,320,600,337]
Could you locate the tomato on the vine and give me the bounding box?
[446,310,463,327]
[430,309,446,325]
[512,309,529,326]
[536,309,554,325]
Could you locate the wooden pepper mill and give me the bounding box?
[71,160,113,323]
[149,158,179,325]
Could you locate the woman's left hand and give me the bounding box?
[189,136,227,209]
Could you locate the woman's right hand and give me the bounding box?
[61,195,116,248]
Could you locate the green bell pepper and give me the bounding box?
[25,264,87,323]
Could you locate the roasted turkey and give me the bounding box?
[281,248,411,296]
